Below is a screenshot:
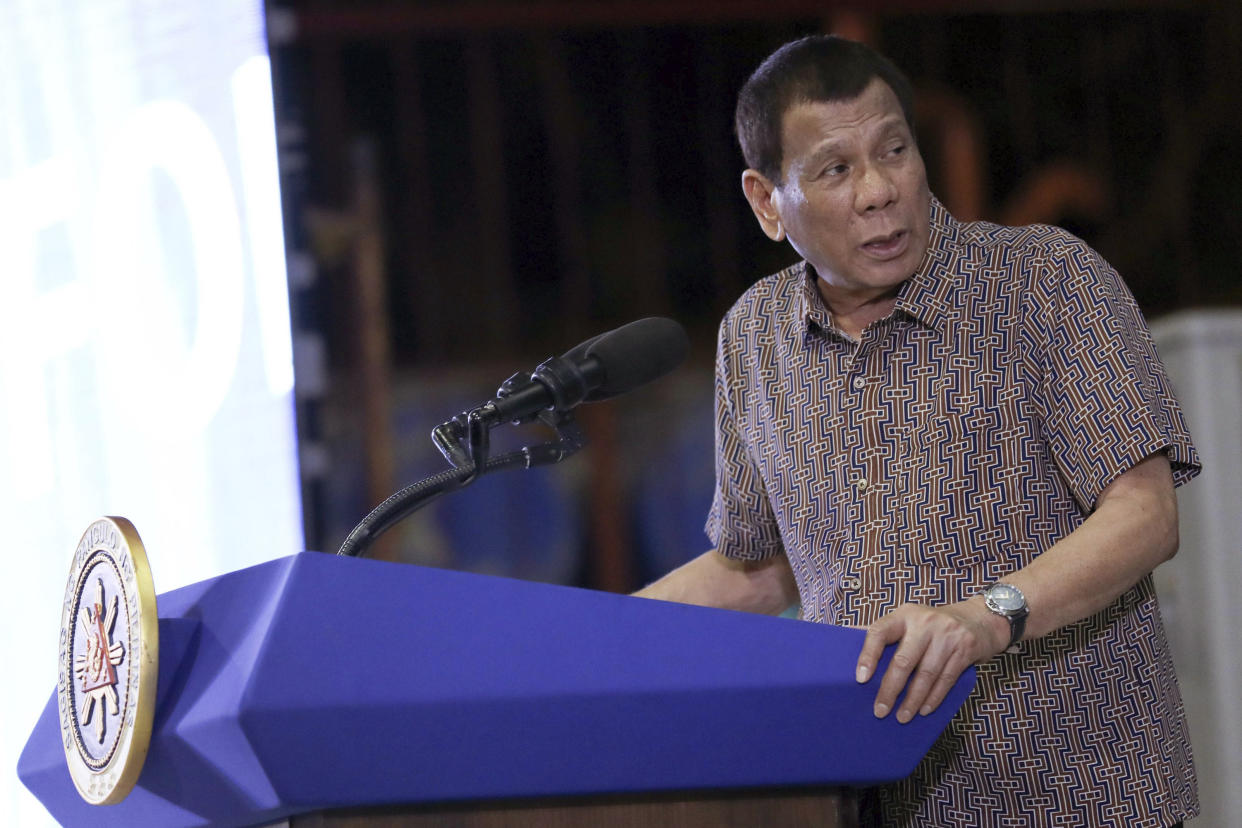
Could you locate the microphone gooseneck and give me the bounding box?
[337,317,689,558]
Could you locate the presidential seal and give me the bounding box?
[57,517,158,804]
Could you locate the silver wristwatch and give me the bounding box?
[982,582,1028,650]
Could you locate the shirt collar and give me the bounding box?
[796,195,960,338]
[894,196,959,331]
[795,260,833,336]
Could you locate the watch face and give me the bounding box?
[988,584,1024,612]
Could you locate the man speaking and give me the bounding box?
[636,35,1199,827]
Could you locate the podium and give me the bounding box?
[20,551,974,827]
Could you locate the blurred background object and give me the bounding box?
[1,3,304,824]
[1151,311,1242,828]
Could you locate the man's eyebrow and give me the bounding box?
[807,116,910,163]
[806,140,847,165]
[868,116,911,142]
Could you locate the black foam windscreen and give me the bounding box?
[582,317,689,401]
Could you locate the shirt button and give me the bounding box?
[855,478,869,493]
[852,376,866,390]
[842,576,861,590]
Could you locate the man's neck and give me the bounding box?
[814,278,901,341]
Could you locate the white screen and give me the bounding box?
[0,1,304,822]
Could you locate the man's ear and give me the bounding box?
[741,169,786,242]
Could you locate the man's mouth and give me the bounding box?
[861,230,908,259]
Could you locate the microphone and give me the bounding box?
[344,317,688,557]
[487,317,689,425]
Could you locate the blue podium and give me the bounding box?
[19,551,974,827]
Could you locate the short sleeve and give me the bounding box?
[1031,235,1201,511]
[704,314,786,561]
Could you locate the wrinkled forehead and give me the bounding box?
[777,78,911,161]
[780,76,906,131]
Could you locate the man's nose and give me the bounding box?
[854,162,897,213]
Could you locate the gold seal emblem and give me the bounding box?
[57,517,158,804]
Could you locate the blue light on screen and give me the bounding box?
[0,1,304,823]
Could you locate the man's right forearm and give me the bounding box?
[632,549,798,615]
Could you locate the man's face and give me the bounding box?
[752,78,931,299]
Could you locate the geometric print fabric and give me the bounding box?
[706,197,1200,826]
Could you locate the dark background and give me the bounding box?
[267,0,1242,589]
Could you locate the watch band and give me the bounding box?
[1005,611,1027,649]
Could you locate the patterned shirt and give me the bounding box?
[706,197,1200,826]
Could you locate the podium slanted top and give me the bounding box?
[20,550,975,828]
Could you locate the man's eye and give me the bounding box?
[887,144,906,157]
[825,164,848,177]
